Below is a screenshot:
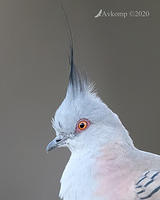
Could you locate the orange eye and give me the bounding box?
[76,119,90,132]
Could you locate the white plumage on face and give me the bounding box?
[53,86,115,150]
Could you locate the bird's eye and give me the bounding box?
[76,119,90,132]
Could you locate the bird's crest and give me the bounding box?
[67,47,91,98]
[60,3,94,99]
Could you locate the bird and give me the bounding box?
[46,8,160,200]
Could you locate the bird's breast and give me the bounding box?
[59,145,136,200]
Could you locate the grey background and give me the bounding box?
[0,0,159,199]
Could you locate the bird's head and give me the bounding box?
[46,48,128,153]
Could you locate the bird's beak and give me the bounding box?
[46,135,68,152]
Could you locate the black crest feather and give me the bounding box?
[68,47,88,97]
[60,2,89,98]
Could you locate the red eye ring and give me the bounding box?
[76,119,90,133]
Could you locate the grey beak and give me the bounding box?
[46,135,67,152]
